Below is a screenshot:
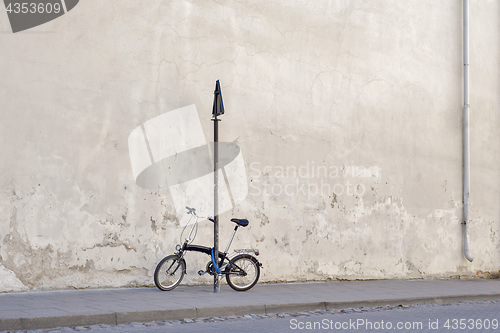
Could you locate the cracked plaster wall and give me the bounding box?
[0,0,499,292]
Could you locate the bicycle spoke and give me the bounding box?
[154,255,185,291]
[225,255,260,291]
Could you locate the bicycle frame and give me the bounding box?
[176,210,249,274]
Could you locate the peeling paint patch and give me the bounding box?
[0,263,26,292]
[330,193,338,208]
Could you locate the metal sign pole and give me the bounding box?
[213,112,220,293]
[212,80,224,293]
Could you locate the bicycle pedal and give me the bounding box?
[197,270,207,276]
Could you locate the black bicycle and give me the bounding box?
[154,206,262,291]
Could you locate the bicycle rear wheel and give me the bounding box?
[225,254,260,291]
[154,255,186,291]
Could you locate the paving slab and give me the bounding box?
[1,279,500,331]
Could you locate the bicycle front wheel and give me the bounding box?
[225,254,260,291]
[154,255,186,291]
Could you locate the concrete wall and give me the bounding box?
[0,0,499,292]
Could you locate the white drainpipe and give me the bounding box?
[463,0,474,262]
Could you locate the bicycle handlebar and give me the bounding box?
[185,206,196,215]
[185,206,214,222]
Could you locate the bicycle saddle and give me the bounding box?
[230,218,249,227]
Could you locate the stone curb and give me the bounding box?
[2,293,500,332]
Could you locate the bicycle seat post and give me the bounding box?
[223,225,239,254]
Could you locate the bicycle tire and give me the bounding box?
[154,255,186,291]
[225,254,260,291]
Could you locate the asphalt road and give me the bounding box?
[20,300,500,333]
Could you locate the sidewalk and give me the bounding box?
[2,279,500,332]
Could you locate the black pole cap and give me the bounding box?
[212,80,225,116]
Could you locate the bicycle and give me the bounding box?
[154,206,262,291]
